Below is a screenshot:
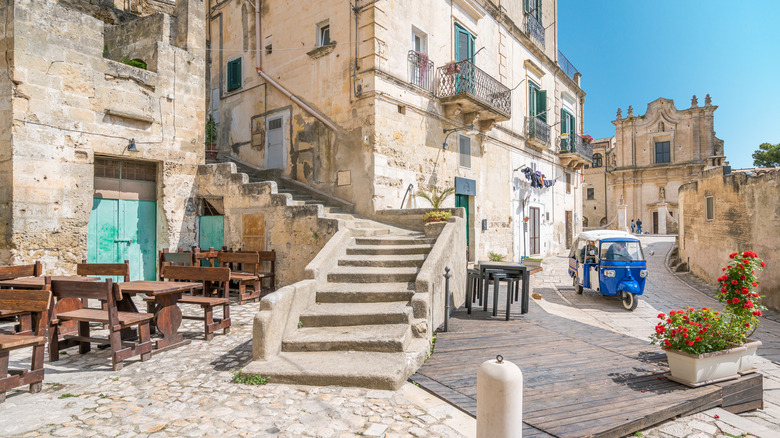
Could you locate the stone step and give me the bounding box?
[241,351,411,390]
[348,221,386,229]
[330,213,357,221]
[299,302,412,327]
[338,254,426,268]
[316,282,415,303]
[355,236,436,246]
[349,228,391,237]
[283,324,411,353]
[346,244,433,256]
[327,267,419,283]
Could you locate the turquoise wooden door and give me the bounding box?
[199,215,224,266]
[88,198,157,281]
[456,194,470,247]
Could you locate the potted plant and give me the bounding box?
[205,114,218,160]
[650,251,765,387]
[416,186,454,237]
[443,61,461,76]
[581,134,593,144]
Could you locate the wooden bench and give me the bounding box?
[0,262,42,335]
[0,288,51,402]
[217,252,262,304]
[49,278,153,371]
[152,265,231,341]
[158,248,193,280]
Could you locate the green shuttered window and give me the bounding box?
[227,58,242,92]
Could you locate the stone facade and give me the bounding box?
[207,0,588,260]
[0,0,205,276]
[678,167,780,310]
[195,162,339,287]
[609,96,726,234]
[582,136,614,228]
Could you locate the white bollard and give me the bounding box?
[477,355,523,438]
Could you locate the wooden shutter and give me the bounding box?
[227,58,241,92]
[538,90,547,122]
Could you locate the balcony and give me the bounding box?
[525,116,550,150]
[558,50,579,81]
[526,15,545,48]
[559,134,593,169]
[437,59,511,132]
[408,50,435,94]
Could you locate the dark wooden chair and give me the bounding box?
[77,260,130,282]
[151,265,231,341]
[0,262,42,335]
[217,252,261,304]
[49,278,153,370]
[193,247,219,267]
[158,248,193,280]
[0,288,51,402]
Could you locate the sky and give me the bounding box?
[557,0,780,169]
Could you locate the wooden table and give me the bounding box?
[475,262,530,316]
[118,281,202,352]
[0,276,98,289]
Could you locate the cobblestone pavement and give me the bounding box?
[0,299,474,438]
[533,235,780,438]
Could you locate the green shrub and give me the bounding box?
[488,252,505,262]
[119,55,147,70]
[423,210,452,224]
[231,370,270,386]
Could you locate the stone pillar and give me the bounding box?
[174,0,205,55]
[618,204,627,232]
[657,203,668,235]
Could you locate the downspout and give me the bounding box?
[252,0,338,132]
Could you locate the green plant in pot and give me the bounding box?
[649,250,765,387]
[416,186,454,223]
[205,114,218,159]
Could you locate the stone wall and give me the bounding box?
[678,168,780,310]
[196,162,339,288]
[104,13,168,71]
[2,0,205,274]
[0,1,12,263]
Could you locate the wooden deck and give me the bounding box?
[411,296,763,438]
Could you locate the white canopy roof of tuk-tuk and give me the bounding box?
[576,230,637,242]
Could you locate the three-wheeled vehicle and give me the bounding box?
[568,230,652,310]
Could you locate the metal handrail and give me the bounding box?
[407,50,435,93]
[558,50,579,80]
[525,116,550,145]
[437,59,511,117]
[400,183,414,209]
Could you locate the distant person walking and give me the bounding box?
[636,218,643,234]
[630,219,635,233]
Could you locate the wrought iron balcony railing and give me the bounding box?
[407,50,435,93]
[560,134,593,161]
[526,15,545,48]
[558,50,579,81]
[525,117,550,146]
[437,59,511,117]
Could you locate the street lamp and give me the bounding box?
[442,124,479,150]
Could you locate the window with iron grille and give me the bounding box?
[655,141,671,163]
[227,58,242,92]
[706,196,714,221]
[459,135,471,169]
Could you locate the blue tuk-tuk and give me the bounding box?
[568,230,651,310]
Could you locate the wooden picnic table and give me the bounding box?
[117,281,202,352]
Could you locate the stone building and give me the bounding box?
[582,136,615,228]
[207,0,590,261]
[609,96,726,234]
[678,167,780,310]
[0,0,206,279]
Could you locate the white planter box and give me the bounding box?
[739,339,763,374]
[665,345,745,387]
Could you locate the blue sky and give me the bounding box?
[557,0,780,169]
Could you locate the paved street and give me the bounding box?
[2,235,779,437]
[533,235,780,437]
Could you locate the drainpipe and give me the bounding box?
[252,0,338,132]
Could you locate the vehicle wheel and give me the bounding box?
[622,292,638,311]
[573,276,583,294]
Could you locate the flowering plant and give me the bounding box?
[650,307,748,355]
[716,251,766,324]
[581,134,593,144]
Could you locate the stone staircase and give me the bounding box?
[223,159,436,389]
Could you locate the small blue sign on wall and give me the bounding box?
[455,177,476,196]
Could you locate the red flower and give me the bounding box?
[686,340,694,346]
[731,298,740,304]
[729,253,737,259]
[732,280,738,285]
[753,310,763,317]
[761,262,766,267]
[752,282,758,287]
[740,275,746,280]
[722,267,727,271]
[695,336,702,342]
[682,333,688,338]
[657,313,666,319]
[745,322,751,327]
[667,318,672,323]
[738,264,745,270]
